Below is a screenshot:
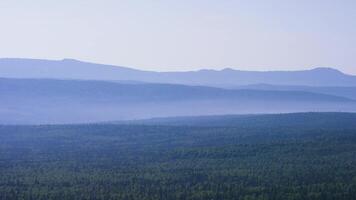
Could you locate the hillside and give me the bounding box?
[1,113,356,199]
[126,112,356,128]
[237,84,356,100]
[1,78,355,124]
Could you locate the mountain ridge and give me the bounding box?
[118,112,356,127]
[0,58,346,73]
[1,58,356,87]
[1,77,356,124]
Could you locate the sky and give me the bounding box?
[0,0,356,74]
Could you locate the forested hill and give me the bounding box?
[122,112,356,128]
[236,84,356,100]
[2,78,356,124]
[1,112,356,199]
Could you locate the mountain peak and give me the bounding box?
[221,67,235,71]
[311,67,343,74]
[61,58,82,63]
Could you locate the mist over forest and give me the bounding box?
[1,59,356,124]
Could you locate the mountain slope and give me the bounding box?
[236,84,356,100]
[1,78,355,124]
[125,112,356,128]
[1,58,356,87]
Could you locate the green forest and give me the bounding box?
[1,113,356,200]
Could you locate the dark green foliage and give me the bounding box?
[1,113,356,200]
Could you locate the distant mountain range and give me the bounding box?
[1,58,356,87]
[1,58,356,124]
[1,78,355,124]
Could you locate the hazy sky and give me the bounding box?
[1,0,355,74]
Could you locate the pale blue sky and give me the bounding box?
[1,0,355,74]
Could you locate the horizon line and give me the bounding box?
[0,57,354,76]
